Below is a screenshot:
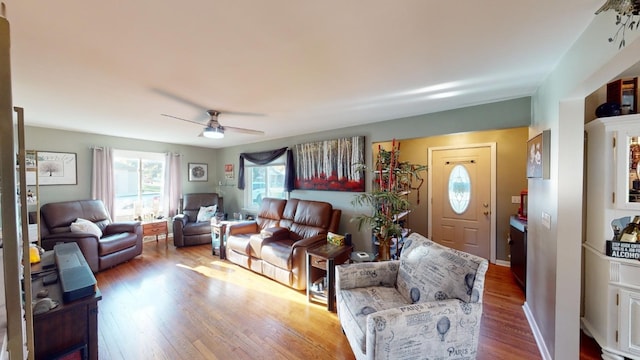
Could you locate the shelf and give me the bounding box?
[393,210,410,222]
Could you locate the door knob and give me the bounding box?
[483,210,490,215]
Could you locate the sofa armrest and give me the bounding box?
[227,221,260,235]
[260,226,289,241]
[173,213,189,226]
[336,261,400,290]
[42,232,99,244]
[291,233,326,249]
[40,233,101,273]
[104,221,141,235]
[364,299,483,359]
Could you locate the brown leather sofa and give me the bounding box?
[226,197,341,290]
[39,199,143,272]
[173,193,223,247]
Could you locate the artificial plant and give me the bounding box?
[351,139,427,260]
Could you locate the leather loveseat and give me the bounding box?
[40,199,143,272]
[173,193,223,247]
[226,197,341,290]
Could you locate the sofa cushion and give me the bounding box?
[261,240,295,269]
[70,218,103,238]
[41,200,111,236]
[339,286,409,354]
[396,233,482,304]
[99,232,139,256]
[182,221,211,236]
[226,234,251,255]
[256,198,287,228]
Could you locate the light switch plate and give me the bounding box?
[511,196,521,204]
[541,212,551,229]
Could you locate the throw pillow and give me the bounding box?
[196,205,217,222]
[70,218,103,238]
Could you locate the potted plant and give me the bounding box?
[351,140,427,260]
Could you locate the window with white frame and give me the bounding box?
[113,150,166,221]
[244,155,286,210]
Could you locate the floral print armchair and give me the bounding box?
[336,232,489,360]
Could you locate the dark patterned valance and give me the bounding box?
[238,147,295,192]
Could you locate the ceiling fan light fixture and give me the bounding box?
[202,126,224,139]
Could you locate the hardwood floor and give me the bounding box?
[94,240,602,359]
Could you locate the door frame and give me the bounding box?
[427,142,497,263]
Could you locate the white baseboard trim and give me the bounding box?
[495,260,510,267]
[523,301,552,360]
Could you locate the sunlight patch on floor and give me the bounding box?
[175,262,310,306]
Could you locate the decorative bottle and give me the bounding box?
[619,216,640,242]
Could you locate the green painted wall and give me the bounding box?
[24,97,530,262]
[216,97,531,261]
[24,127,220,206]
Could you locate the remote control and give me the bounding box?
[43,273,58,285]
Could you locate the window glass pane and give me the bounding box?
[114,158,139,220]
[448,164,471,214]
[245,162,286,210]
[141,159,164,218]
[113,151,165,221]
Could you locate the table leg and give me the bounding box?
[219,224,226,260]
[306,252,312,303]
[327,258,335,312]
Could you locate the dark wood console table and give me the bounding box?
[32,259,101,359]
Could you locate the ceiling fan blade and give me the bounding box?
[152,88,207,110]
[222,111,267,117]
[161,113,205,126]
[224,125,265,135]
[153,88,266,118]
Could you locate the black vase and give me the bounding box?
[596,102,621,118]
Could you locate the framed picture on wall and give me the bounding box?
[294,135,366,192]
[188,163,208,182]
[526,130,550,179]
[37,151,77,185]
[224,163,234,179]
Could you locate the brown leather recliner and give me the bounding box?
[173,193,223,247]
[226,197,341,290]
[40,199,143,272]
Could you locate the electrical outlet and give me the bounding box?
[511,196,521,204]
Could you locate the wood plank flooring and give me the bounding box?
[94,241,601,359]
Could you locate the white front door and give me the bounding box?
[428,144,495,262]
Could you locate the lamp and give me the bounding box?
[202,126,224,139]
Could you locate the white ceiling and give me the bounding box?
[4,0,605,149]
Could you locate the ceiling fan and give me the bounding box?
[161,110,265,139]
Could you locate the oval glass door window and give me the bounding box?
[448,164,471,214]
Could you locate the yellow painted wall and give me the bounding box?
[374,126,529,261]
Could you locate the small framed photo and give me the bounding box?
[188,163,208,182]
[224,163,234,179]
[526,130,550,179]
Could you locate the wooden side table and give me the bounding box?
[306,243,352,311]
[211,221,227,259]
[142,219,169,247]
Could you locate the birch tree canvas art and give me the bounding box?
[294,136,365,192]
